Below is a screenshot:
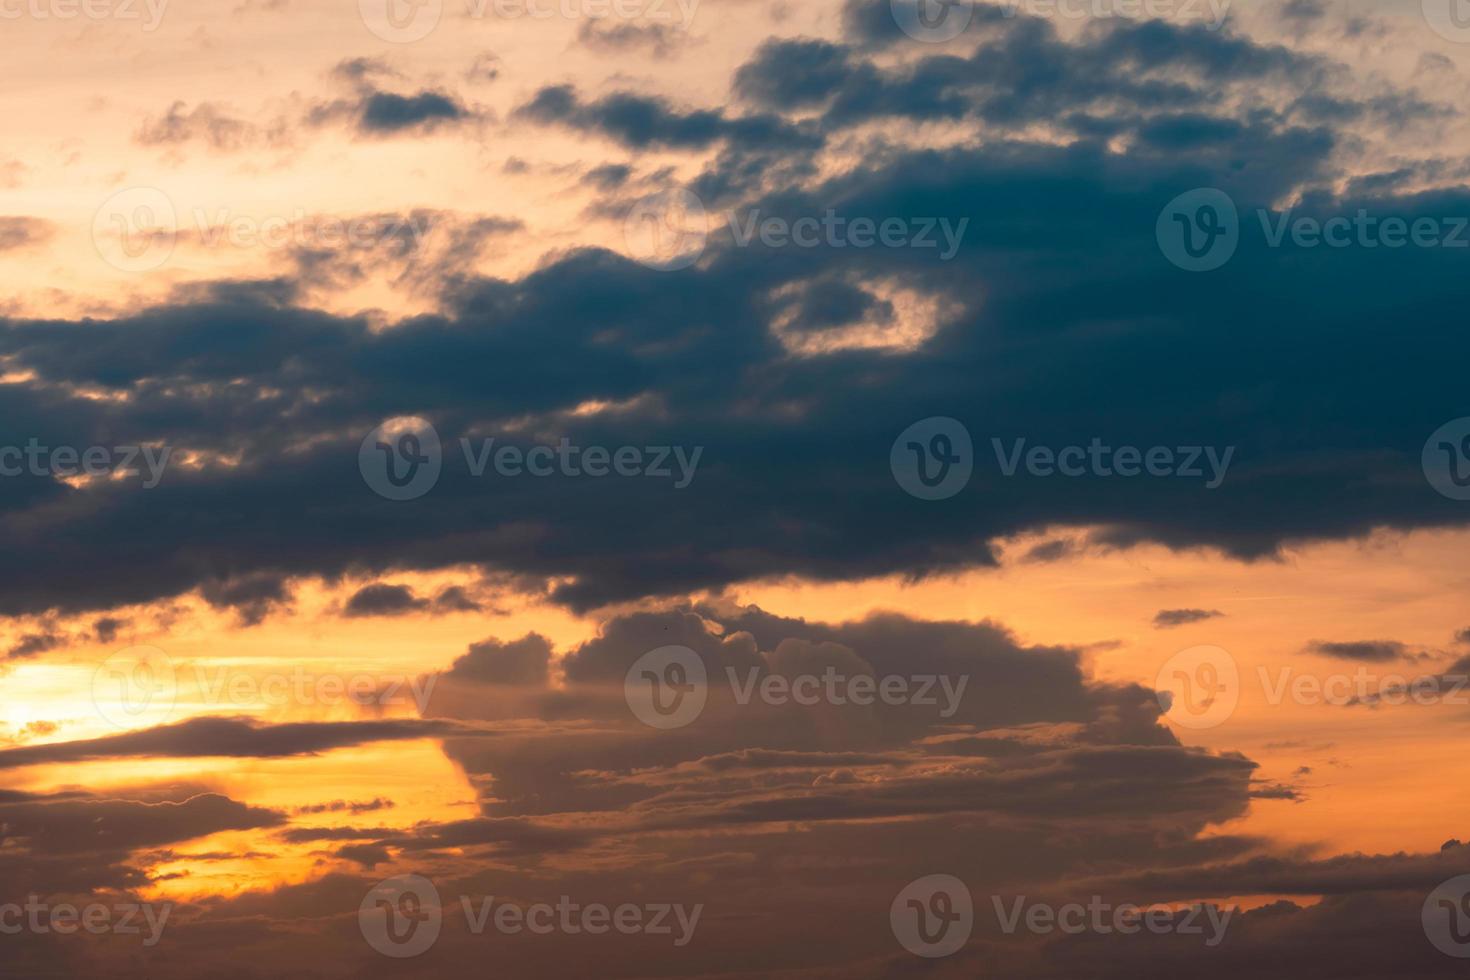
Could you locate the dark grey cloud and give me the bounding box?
[292,797,394,815]
[342,582,428,617]
[92,615,128,643]
[136,101,266,151]
[1155,608,1225,628]
[6,629,65,659]
[575,19,685,58]
[1307,640,1409,662]
[199,571,293,626]
[514,84,819,150]
[356,90,467,133]
[444,633,553,685]
[342,582,484,617]
[0,791,285,856]
[0,216,53,252]
[0,715,497,770]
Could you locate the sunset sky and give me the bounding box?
[6,0,1470,976]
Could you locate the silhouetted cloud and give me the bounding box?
[1155,608,1225,628]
